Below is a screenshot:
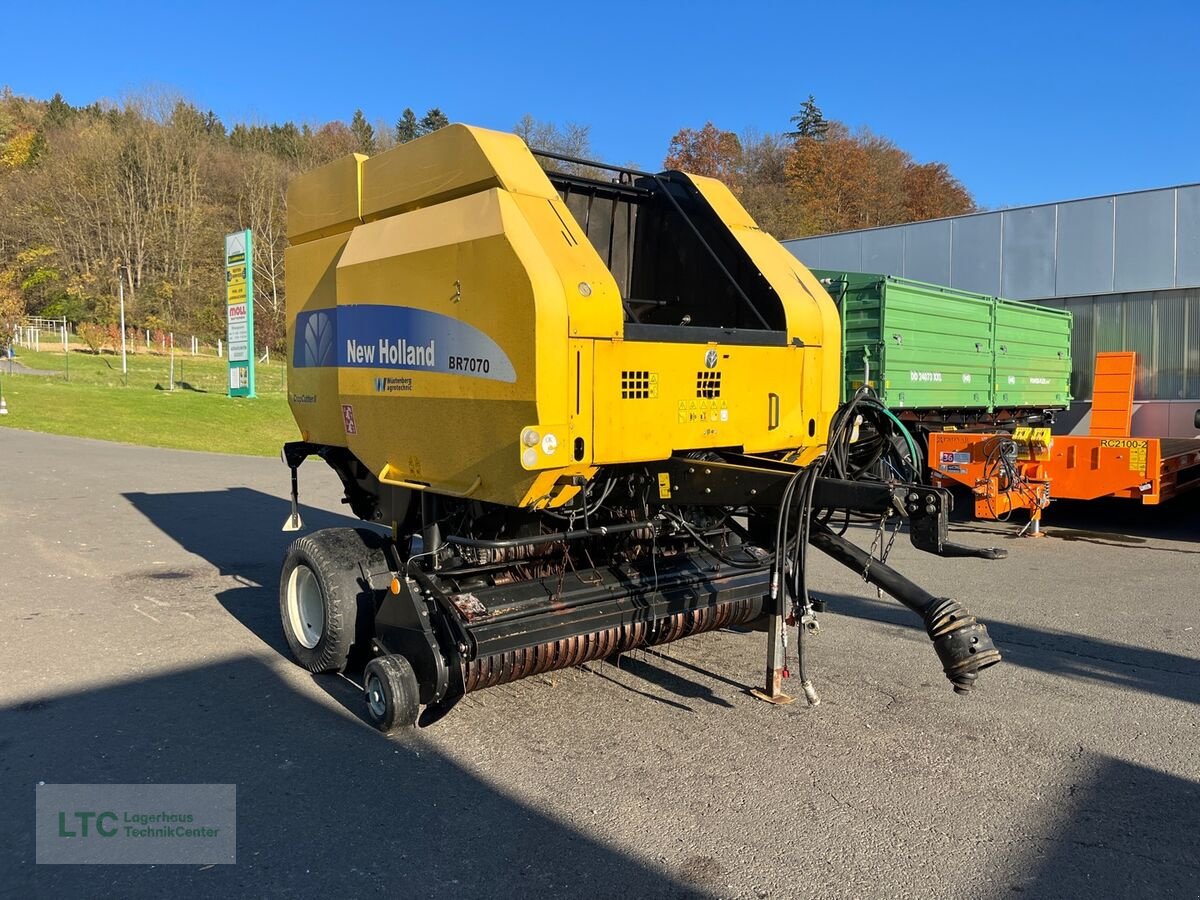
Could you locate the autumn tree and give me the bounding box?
[786,122,974,233]
[0,89,455,349]
[0,280,24,349]
[663,122,742,184]
[309,121,360,163]
[660,98,974,240]
[233,152,289,349]
[903,161,973,221]
[735,129,805,238]
[77,322,106,354]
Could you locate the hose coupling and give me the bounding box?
[923,597,1001,694]
[800,679,821,706]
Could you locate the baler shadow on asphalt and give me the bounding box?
[817,591,1200,707]
[944,489,1200,549]
[96,483,1200,896]
[0,656,704,899]
[123,487,375,659]
[1007,756,1200,896]
[17,486,709,896]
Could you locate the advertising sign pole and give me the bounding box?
[224,230,256,398]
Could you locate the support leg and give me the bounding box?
[282,465,304,532]
[750,593,795,705]
[1023,508,1044,538]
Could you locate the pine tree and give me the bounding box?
[202,110,225,137]
[350,109,376,154]
[417,108,449,136]
[394,108,418,143]
[787,95,829,140]
[45,93,74,127]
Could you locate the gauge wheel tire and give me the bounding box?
[363,655,421,733]
[280,528,388,673]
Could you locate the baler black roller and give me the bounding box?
[462,598,761,693]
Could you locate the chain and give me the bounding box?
[880,512,900,564]
[862,514,887,585]
[862,512,901,599]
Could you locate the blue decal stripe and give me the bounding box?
[293,305,516,383]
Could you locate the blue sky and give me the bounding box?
[5,0,1198,209]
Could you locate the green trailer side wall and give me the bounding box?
[993,299,1072,408]
[816,270,1072,413]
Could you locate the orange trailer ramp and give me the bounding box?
[927,351,1200,525]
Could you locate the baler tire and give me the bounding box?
[279,528,388,674]
[363,655,421,733]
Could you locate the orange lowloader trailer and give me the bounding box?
[928,352,1200,533]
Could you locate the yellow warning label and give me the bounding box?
[1100,439,1148,472]
[657,472,671,499]
[1129,444,1147,471]
[675,397,728,424]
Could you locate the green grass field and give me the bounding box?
[0,346,298,456]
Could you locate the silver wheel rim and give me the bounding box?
[286,564,324,649]
[366,671,388,720]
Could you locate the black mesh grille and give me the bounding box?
[696,371,722,399]
[621,370,652,400]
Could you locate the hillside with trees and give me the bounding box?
[0,89,974,348]
[0,89,453,350]
[663,96,975,239]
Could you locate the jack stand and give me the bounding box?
[750,594,795,705]
[282,464,304,532]
[1019,508,1045,538]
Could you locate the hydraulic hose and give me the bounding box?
[807,522,1001,694]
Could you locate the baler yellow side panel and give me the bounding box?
[285,231,352,444]
[509,194,624,340]
[360,125,624,341]
[286,153,367,244]
[325,188,593,507]
[590,341,807,464]
[360,124,558,222]
[685,173,842,448]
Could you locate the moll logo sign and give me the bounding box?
[293,305,516,382]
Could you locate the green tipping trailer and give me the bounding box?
[814,271,1072,429]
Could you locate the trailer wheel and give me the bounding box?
[363,655,420,732]
[279,528,387,673]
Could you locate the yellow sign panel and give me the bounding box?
[657,472,671,499]
[1100,438,1148,472]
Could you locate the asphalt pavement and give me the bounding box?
[1,428,1197,899]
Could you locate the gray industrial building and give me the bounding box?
[783,184,1200,438]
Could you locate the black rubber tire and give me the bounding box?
[363,655,421,733]
[279,527,388,673]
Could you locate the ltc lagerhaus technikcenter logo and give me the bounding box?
[35,784,236,865]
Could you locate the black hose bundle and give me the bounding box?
[770,387,924,704]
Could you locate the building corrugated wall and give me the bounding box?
[783,184,1200,437]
